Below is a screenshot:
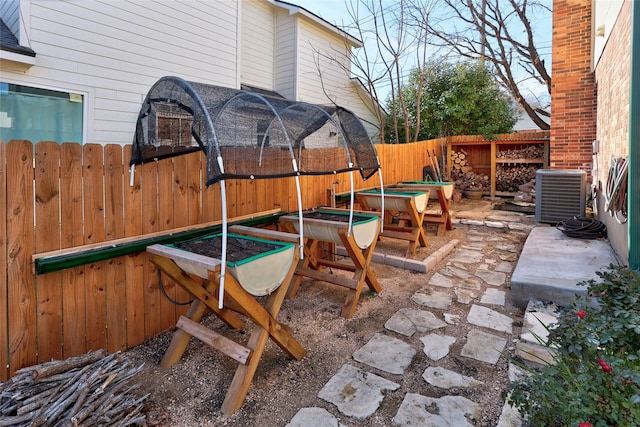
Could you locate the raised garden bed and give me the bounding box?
[166,233,295,296]
[282,210,379,249]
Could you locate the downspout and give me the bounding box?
[630,0,640,270]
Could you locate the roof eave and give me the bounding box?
[0,49,36,70]
[272,0,363,48]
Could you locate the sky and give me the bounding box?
[289,0,552,106]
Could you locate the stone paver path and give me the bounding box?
[288,209,532,426]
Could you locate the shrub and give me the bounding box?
[506,265,640,426]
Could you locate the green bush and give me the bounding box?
[506,265,640,426]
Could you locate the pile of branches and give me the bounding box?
[0,350,148,427]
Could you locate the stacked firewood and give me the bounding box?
[450,149,490,190]
[496,145,544,191]
[496,165,539,192]
[0,350,147,427]
[495,144,544,159]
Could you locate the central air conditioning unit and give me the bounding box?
[535,169,587,223]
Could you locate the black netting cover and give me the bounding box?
[130,76,380,186]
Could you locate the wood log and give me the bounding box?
[31,350,107,380]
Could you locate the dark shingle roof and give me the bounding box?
[0,19,35,57]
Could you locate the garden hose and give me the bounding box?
[556,217,607,240]
[604,156,628,224]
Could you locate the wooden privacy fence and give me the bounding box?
[0,138,446,381]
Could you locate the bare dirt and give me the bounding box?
[126,198,529,426]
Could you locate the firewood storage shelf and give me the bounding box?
[447,138,549,198]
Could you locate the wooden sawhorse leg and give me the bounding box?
[423,188,453,236]
[287,226,382,318]
[149,252,306,416]
[336,228,382,318]
[286,238,320,299]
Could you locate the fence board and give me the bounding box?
[141,160,162,339]
[34,141,63,363]
[202,180,222,222]
[124,146,145,348]
[60,143,86,357]
[6,140,36,377]
[0,142,7,381]
[83,144,108,351]
[104,145,127,353]
[170,156,193,318]
[158,157,177,331]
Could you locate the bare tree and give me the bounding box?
[423,0,551,130]
[313,0,435,143]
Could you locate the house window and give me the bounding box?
[0,82,83,144]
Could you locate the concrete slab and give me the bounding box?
[352,333,416,375]
[318,364,400,419]
[511,226,619,308]
[392,393,481,427]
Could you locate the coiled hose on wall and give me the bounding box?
[604,156,628,224]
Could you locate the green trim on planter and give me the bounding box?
[34,211,285,275]
[171,232,294,267]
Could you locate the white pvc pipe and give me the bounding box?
[217,156,227,309]
[292,159,304,260]
[347,164,354,237]
[378,168,385,232]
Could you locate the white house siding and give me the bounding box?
[295,18,380,140]
[273,10,296,100]
[1,0,240,146]
[348,79,382,141]
[241,0,275,90]
[295,20,351,105]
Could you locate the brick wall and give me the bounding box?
[550,0,597,174]
[595,1,630,173]
[593,0,630,263]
